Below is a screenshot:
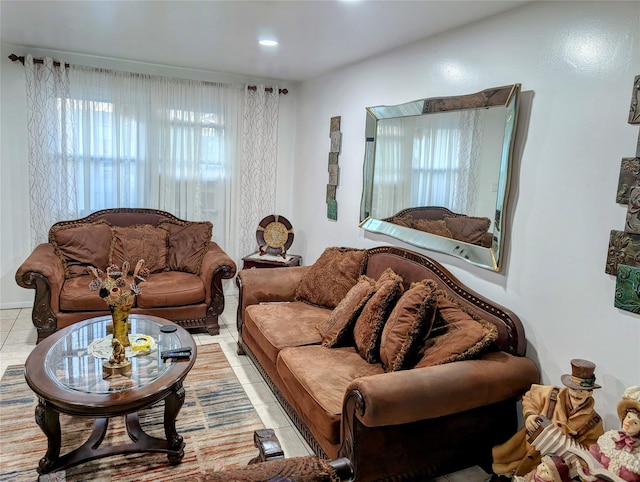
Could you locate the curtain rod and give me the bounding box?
[8,54,288,95]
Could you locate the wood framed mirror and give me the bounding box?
[359,84,521,272]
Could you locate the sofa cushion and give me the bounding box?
[295,247,368,309]
[158,220,212,274]
[353,269,404,364]
[244,302,328,366]
[390,214,414,228]
[443,216,491,245]
[277,345,384,445]
[60,275,117,311]
[379,279,438,372]
[135,271,205,308]
[415,290,498,368]
[49,221,112,279]
[318,275,376,348]
[110,225,169,274]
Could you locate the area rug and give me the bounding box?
[0,343,265,481]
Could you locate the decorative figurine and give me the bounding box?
[492,359,605,478]
[102,337,132,378]
[109,337,126,365]
[585,386,640,482]
[514,454,572,482]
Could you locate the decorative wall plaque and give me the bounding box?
[327,116,341,220]
[615,264,640,313]
[607,74,640,314]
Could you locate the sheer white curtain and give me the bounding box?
[238,85,280,258]
[371,117,413,219]
[23,60,280,262]
[66,67,244,250]
[24,55,77,245]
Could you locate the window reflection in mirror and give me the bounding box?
[360,84,521,272]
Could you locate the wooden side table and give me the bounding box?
[242,252,302,269]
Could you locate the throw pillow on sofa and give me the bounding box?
[412,219,453,238]
[442,215,491,245]
[318,275,376,348]
[110,225,169,274]
[49,220,112,278]
[158,220,213,274]
[353,268,404,363]
[414,290,498,368]
[379,279,438,372]
[295,247,368,309]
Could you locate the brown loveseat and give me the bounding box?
[16,208,236,343]
[386,206,494,248]
[236,246,540,481]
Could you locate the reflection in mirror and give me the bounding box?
[359,84,521,271]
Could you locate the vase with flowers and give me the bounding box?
[88,259,149,348]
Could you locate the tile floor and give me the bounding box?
[0,297,490,482]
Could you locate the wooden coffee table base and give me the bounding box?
[35,383,186,475]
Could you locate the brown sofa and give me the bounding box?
[16,208,236,343]
[386,206,494,248]
[236,246,539,481]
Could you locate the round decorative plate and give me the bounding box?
[256,215,294,257]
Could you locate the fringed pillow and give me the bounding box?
[412,219,453,238]
[317,275,377,348]
[442,216,491,245]
[158,220,213,274]
[379,279,438,372]
[110,224,168,274]
[414,290,498,368]
[295,247,368,309]
[353,268,404,363]
[49,220,112,278]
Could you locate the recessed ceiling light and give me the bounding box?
[259,39,278,47]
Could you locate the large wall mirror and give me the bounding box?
[359,84,521,272]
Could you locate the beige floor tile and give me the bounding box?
[0,316,16,333]
[0,331,9,348]
[12,314,34,330]
[242,380,277,405]
[0,309,20,321]
[3,328,38,347]
[272,426,314,457]
[232,362,262,385]
[253,401,292,429]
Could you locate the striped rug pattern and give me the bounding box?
[0,343,265,481]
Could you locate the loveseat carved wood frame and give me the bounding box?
[16,208,237,342]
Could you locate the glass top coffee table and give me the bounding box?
[24,314,197,475]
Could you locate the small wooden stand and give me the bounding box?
[102,360,132,378]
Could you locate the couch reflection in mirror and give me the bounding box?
[385,206,493,248]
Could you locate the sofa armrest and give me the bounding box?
[345,352,539,428]
[237,264,309,308]
[199,241,237,306]
[15,243,65,313]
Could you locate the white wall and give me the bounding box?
[291,1,640,429]
[0,41,298,307]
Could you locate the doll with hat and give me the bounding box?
[586,386,640,482]
[492,359,605,478]
[514,454,572,482]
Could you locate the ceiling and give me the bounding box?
[1,0,530,82]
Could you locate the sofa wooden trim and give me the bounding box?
[16,208,236,343]
[236,246,539,481]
